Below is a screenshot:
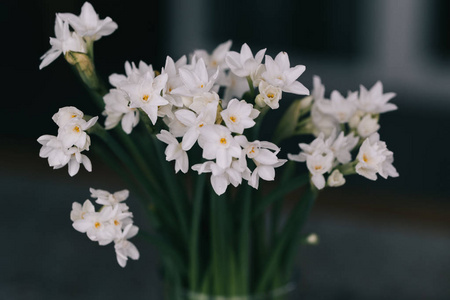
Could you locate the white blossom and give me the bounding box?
[72,205,118,245]
[255,81,283,109]
[357,81,397,114]
[261,52,309,96]
[70,200,95,222]
[221,99,259,134]
[52,106,84,127]
[59,1,118,41]
[103,89,140,134]
[40,15,87,69]
[156,130,189,173]
[357,114,380,138]
[306,151,334,190]
[90,188,130,207]
[327,170,346,187]
[197,125,242,169]
[225,43,266,80]
[114,224,140,268]
[356,133,399,180]
[316,90,357,123]
[57,116,98,149]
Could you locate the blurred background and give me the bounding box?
[1,0,449,299]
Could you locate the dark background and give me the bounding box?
[1,0,449,299]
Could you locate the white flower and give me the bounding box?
[306,151,334,190]
[310,103,340,138]
[39,15,86,69]
[357,114,380,138]
[261,52,309,96]
[357,81,397,114]
[189,92,220,114]
[57,116,98,149]
[38,135,71,167]
[198,125,242,169]
[59,1,118,41]
[171,58,219,97]
[52,106,84,127]
[316,90,357,123]
[114,224,140,268]
[221,99,259,134]
[235,136,286,189]
[120,72,168,124]
[192,160,250,195]
[327,131,359,165]
[72,205,118,245]
[255,81,283,109]
[161,55,187,107]
[103,89,140,134]
[194,40,232,70]
[312,75,325,101]
[287,132,329,163]
[225,43,266,79]
[327,170,346,187]
[66,147,93,176]
[70,200,95,222]
[90,188,130,207]
[223,73,249,104]
[356,133,399,180]
[156,130,189,173]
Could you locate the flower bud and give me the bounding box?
[255,94,267,108]
[357,114,380,138]
[327,169,346,187]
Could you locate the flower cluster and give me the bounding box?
[288,76,399,189]
[103,42,309,195]
[38,106,98,176]
[71,188,139,268]
[39,2,117,69]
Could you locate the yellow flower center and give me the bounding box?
[220,138,227,144]
[94,222,101,229]
[114,220,120,226]
[250,147,255,154]
[200,84,204,88]
[142,94,149,101]
[363,154,368,163]
[71,114,77,118]
[229,116,237,122]
[73,126,80,133]
[314,165,322,170]
[199,123,204,128]
[267,93,275,99]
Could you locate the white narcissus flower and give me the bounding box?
[316,90,357,123]
[225,43,266,80]
[327,131,359,165]
[310,103,340,138]
[52,106,84,127]
[59,1,118,41]
[198,125,242,169]
[235,136,286,189]
[90,188,130,207]
[120,73,169,124]
[306,151,334,190]
[57,116,98,149]
[261,52,309,96]
[223,73,249,105]
[357,81,397,114]
[171,58,219,97]
[327,170,346,187]
[114,224,140,268]
[39,15,87,69]
[192,160,251,195]
[189,92,220,114]
[161,55,187,108]
[67,147,93,177]
[38,135,71,168]
[156,130,189,173]
[357,114,380,138]
[255,81,283,109]
[356,133,399,180]
[221,99,260,134]
[287,132,329,163]
[72,205,118,245]
[70,200,95,222]
[194,40,232,70]
[103,89,140,134]
[175,102,217,151]
[312,75,325,101]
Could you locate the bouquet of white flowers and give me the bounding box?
[38,2,398,299]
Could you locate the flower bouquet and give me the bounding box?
[38,2,399,299]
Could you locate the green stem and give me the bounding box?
[238,184,252,294]
[189,174,206,292]
[255,187,317,293]
[247,76,256,98]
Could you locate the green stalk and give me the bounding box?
[253,173,309,218]
[238,184,252,294]
[210,188,227,295]
[255,187,317,293]
[246,76,256,98]
[189,174,206,292]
